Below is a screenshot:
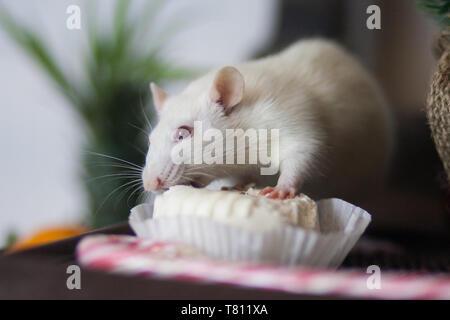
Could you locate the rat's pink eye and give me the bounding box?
[174,126,193,142]
[148,140,151,148]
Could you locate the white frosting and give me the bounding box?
[153,186,319,232]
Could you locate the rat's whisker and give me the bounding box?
[114,180,143,207]
[112,180,144,210]
[184,170,217,179]
[139,99,153,132]
[138,190,147,202]
[86,173,142,183]
[179,175,197,182]
[129,143,147,157]
[127,183,144,205]
[86,151,143,170]
[91,163,143,172]
[94,178,143,217]
[185,165,231,177]
[128,122,149,136]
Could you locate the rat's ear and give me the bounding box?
[150,82,167,112]
[209,66,244,114]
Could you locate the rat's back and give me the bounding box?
[179,39,393,199]
[237,39,393,198]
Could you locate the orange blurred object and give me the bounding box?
[7,226,89,253]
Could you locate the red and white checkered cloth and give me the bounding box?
[76,235,450,300]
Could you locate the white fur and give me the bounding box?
[144,39,393,199]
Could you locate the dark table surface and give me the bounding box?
[1,219,450,300]
[0,223,336,300]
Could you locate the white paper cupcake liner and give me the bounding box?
[129,198,371,268]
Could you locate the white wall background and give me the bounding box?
[0,0,279,246]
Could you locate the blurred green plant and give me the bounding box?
[5,231,17,249]
[0,0,193,228]
[416,0,450,26]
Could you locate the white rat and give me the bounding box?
[142,39,393,200]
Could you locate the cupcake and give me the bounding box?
[153,186,320,232]
[129,186,371,268]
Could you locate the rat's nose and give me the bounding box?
[144,177,162,191]
[142,169,163,191]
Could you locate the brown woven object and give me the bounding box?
[426,27,450,182]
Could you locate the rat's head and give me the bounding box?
[142,66,245,192]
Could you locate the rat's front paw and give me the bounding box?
[260,187,295,200]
